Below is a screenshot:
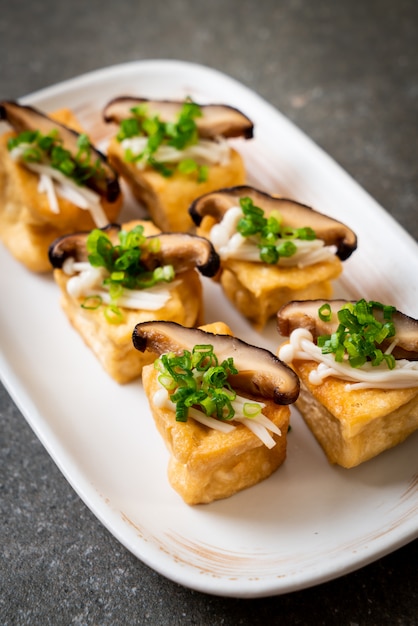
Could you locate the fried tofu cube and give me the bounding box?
[106,138,246,232]
[53,220,205,384]
[141,322,290,504]
[293,360,418,468]
[0,109,122,272]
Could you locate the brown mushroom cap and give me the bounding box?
[132,320,300,405]
[0,100,120,202]
[277,299,418,360]
[189,185,357,261]
[48,224,120,267]
[103,96,254,140]
[48,225,220,277]
[140,233,220,276]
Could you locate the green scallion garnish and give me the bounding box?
[82,225,174,322]
[8,129,105,186]
[155,344,260,423]
[317,299,397,369]
[80,294,103,310]
[104,303,125,325]
[117,99,208,181]
[236,197,317,264]
[318,303,332,321]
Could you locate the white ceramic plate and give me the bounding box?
[1,60,417,599]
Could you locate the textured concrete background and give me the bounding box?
[1,0,417,624]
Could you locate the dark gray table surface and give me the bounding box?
[1,1,417,624]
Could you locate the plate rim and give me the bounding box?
[1,58,418,598]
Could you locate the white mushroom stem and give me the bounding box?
[279,328,418,390]
[153,383,281,447]
[10,147,108,227]
[209,206,337,267]
[121,135,231,168]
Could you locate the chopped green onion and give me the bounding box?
[318,303,332,322]
[156,344,250,423]
[22,146,42,162]
[148,157,174,178]
[103,304,124,324]
[8,129,106,186]
[235,197,317,264]
[243,402,263,418]
[80,295,103,310]
[191,344,218,370]
[178,158,198,175]
[79,225,175,323]
[277,240,297,257]
[197,165,209,182]
[117,98,209,181]
[293,226,316,241]
[317,299,398,369]
[260,246,279,264]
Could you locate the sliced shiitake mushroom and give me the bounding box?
[189,185,357,261]
[103,96,254,140]
[140,232,220,276]
[277,299,350,339]
[48,225,220,277]
[277,299,418,360]
[0,100,120,202]
[48,224,121,267]
[132,320,300,405]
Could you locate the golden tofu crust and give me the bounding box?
[142,321,290,504]
[106,137,246,232]
[292,359,418,468]
[220,258,341,330]
[0,109,122,272]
